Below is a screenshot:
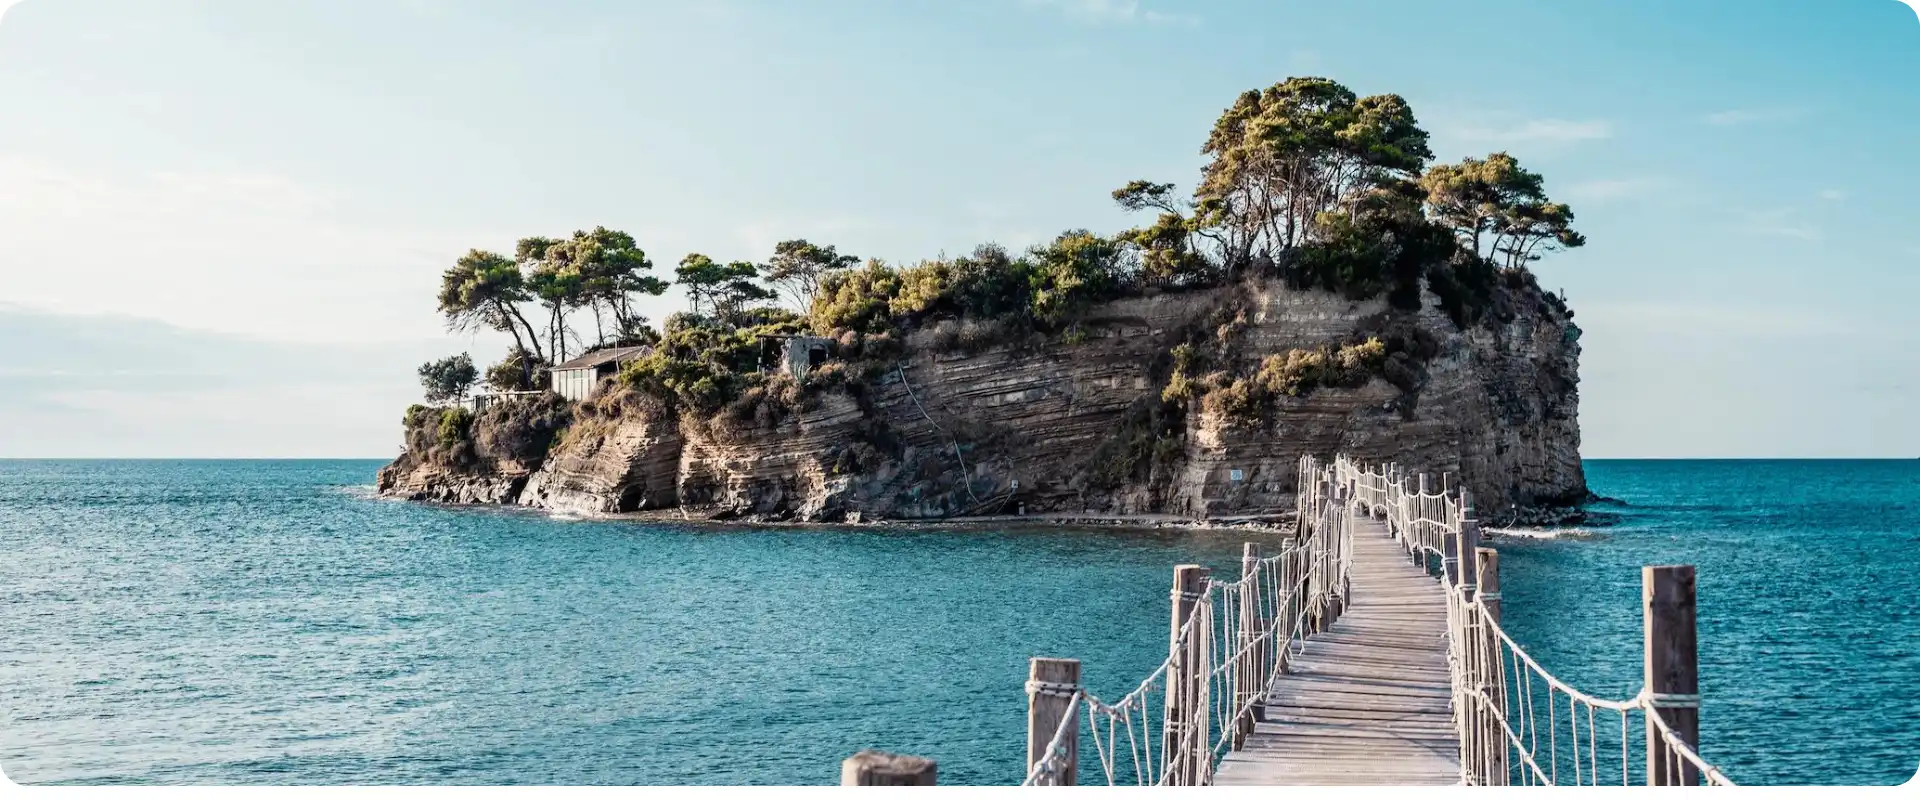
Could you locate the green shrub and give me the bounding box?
[473,392,572,463]
[618,315,805,413]
[1192,337,1391,423]
[436,407,474,449]
[484,348,550,392]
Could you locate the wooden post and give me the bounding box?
[1441,524,1460,588]
[1644,565,1700,786]
[842,750,937,785]
[1025,657,1081,785]
[1278,536,1298,674]
[1235,542,1266,747]
[1458,518,1481,601]
[1164,564,1211,786]
[1309,492,1331,634]
[1329,485,1349,623]
[1476,549,1502,623]
[1453,516,1481,780]
[1476,547,1506,785]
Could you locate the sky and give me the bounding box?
[0,0,1915,458]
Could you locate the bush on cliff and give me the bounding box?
[808,233,1137,343]
[401,404,477,468]
[473,393,572,463]
[484,348,550,392]
[401,394,574,470]
[1187,337,1392,423]
[617,311,806,414]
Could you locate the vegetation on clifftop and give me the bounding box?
[405,75,1586,447]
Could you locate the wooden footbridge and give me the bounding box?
[841,455,1737,787]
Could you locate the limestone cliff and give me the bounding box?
[378,277,1586,524]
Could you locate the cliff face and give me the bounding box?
[378,278,1585,523]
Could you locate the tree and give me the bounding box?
[1111,181,1218,287]
[418,353,479,403]
[675,253,776,324]
[1420,152,1585,270]
[1297,178,1459,307]
[1193,77,1433,272]
[517,236,587,364]
[761,239,859,310]
[1026,229,1130,327]
[548,227,670,347]
[437,249,544,370]
[484,348,549,392]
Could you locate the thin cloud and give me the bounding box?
[1744,209,1820,241]
[1024,0,1199,25]
[0,155,493,344]
[1581,302,1857,339]
[1563,178,1660,204]
[1452,118,1613,146]
[1818,189,1847,201]
[1703,108,1804,126]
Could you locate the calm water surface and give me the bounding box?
[0,459,1914,785]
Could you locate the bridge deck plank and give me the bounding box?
[1212,515,1461,786]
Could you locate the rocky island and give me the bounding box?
[378,76,1592,527]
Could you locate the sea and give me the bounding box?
[0,459,1914,786]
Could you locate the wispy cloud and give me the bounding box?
[1703,108,1804,126]
[1580,302,1859,339]
[1451,118,1613,147]
[1744,208,1820,241]
[0,305,462,456]
[1024,0,1199,26]
[1818,189,1847,201]
[1563,177,1661,205]
[0,156,493,344]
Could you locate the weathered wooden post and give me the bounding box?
[842,750,937,785]
[1026,657,1080,785]
[1235,542,1268,748]
[1459,512,1481,599]
[1310,487,1333,634]
[1644,565,1700,786]
[1164,564,1211,785]
[1476,547,1507,785]
[1330,485,1350,622]
[1453,513,1482,780]
[1278,536,1299,674]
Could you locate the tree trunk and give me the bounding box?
[506,303,545,363]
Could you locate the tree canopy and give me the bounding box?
[419,75,1586,417]
[418,353,479,403]
[437,249,542,363]
[762,239,859,310]
[1189,76,1433,271]
[1419,152,1585,270]
[675,253,776,323]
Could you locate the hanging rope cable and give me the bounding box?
[894,363,983,506]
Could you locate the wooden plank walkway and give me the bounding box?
[1213,515,1462,786]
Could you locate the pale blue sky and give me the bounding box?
[0,0,1915,457]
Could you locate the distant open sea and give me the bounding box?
[0,459,1914,785]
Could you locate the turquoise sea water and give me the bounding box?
[0,459,1913,785]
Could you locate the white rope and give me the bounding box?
[1329,455,1740,788]
[1017,454,1739,788]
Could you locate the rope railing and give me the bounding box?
[1331,456,1736,787]
[1020,454,1355,786]
[938,452,1737,788]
